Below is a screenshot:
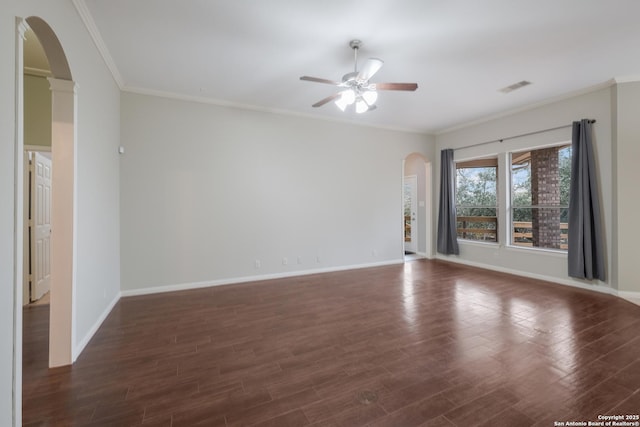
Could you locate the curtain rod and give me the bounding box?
[453,119,596,151]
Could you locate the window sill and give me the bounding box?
[458,239,500,248]
[456,240,568,258]
[505,244,567,257]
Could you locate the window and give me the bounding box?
[456,158,498,242]
[510,144,571,250]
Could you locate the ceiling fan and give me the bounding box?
[300,40,418,113]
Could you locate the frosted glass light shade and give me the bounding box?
[335,89,356,111]
[362,90,378,105]
[335,97,348,111]
[342,89,356,104]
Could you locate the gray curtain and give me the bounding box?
[437,149,459,255]
[568,119,605,280]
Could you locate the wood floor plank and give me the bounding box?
[369,393,455,427]
[23,260,640,426]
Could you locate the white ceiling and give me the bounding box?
[81,0,640,134]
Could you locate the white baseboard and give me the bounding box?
[618,291,640,307]
[69,258,640,362]
[435,255,640,305]
[73,291,121,361]
[121,259,405,298]
[416,251,434,259]
[435,254,617,297]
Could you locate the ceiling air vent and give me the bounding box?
[499,80,532,94]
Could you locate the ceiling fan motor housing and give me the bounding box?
[342,71,359,83]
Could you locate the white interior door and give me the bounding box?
[31,152,52,301]
[404,175,418,253]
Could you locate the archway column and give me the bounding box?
[47,77,77,367]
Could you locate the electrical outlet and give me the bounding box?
[282,257,288,265]
[372,249,377,256]
[255,260,261,268]
[316,255,321,263]
[297,256,302,264]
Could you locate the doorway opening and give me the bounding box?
[16,22,77,417]
[24,149,53,307]
[402,153,432,261]
[404,174,418,255]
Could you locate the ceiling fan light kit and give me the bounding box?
[300,39,418,114]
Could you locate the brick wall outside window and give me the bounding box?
[531,147,562,249]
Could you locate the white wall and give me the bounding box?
[120,92,434,292]
[613,82,640,295]
[69,34,121,354]
[0,1,121,424]
[435,88,614,291]
[0,6,18,423]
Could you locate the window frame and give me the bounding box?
[455,157,499,244]
[507,142,572,253]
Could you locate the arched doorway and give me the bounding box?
[17,16,77,372]
[402,153,432,260]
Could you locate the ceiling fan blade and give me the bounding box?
[357,58,384,81]
[300,76,341,85]
[371,82,418,91]
[312,93,341,108]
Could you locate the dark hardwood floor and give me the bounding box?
[23,260,640,426]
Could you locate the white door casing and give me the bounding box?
[23,152,30,306]
[31,152,52,301]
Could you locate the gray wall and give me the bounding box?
[612,81,640,295]
[119,92,434,292]
[435,84,640,298]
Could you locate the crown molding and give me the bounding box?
[123,85,428,136]
[71,0,124,88]
[613,75,640,84]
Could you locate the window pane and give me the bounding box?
[457,208,497,242]
[512,208,569,250]
[558,146,572,207]
[456,164,498,243]
[456,167,497,207]
[512,163,531,207]
[511,145,571,251]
